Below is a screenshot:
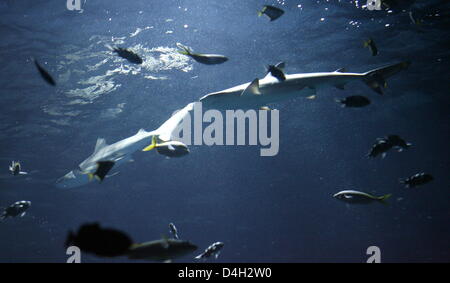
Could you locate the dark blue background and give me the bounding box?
[0,0,448,262]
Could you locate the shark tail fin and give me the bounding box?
[363,61,411,95]
[143,136,158,152]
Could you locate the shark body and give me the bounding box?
[200,62,410,109]
[56,103,194,188]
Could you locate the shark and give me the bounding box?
[56,103,194,189]
[199,61,410,109]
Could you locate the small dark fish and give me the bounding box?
[127,238,197,262]
[89,161,115,182]
[386,135,412,151]
[267,64,286,81]
[333,190,391,205]
[363,38,378,56]
[33,59,56,86]
[9,161,27,176]
[65,223,133,257]
[258,5,285,21]
[1,201,31,220]
[110,46,143,64]
[177,43,228,65]
[367,138,393,158]
[400,173,433,188]
[195,242,224,259]
[169,223,179,239]
[336,95,371,108]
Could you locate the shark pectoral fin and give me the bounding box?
[241,79,261,96]
[143,136,158,152]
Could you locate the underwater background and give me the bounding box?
[0,0,449,262]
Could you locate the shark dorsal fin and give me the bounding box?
[94,138,107,153]
[241,79,261,96]
[137,128,147,135]
[335,68,347,73]
[275,61,285,70]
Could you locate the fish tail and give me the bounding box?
[176,43,191,55]
[142,136,158,152]
[194,253,204,259]
[258,6,267,17]
[362,61,411,95]
[379,194,392,202]
[399,178,410,188]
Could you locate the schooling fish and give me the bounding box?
[363,38,378,56]
[9,161,28,176]
[107,45,143,64]
[336,95,371,108]
[367,138,393,158]
[66,223,133,257]
[1,201,31,220]
[258,5,285,22]
[400,172,433,188]
[169,223,179,239]
[195,242,224,260]
[386,135,412,152]
[33,59,56,86]
[177,43,228,65]
[333,190,391,204]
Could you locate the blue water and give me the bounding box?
[0,0,449,262]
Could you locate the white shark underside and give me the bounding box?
[56,103,195,189]
[200,62,410,109]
